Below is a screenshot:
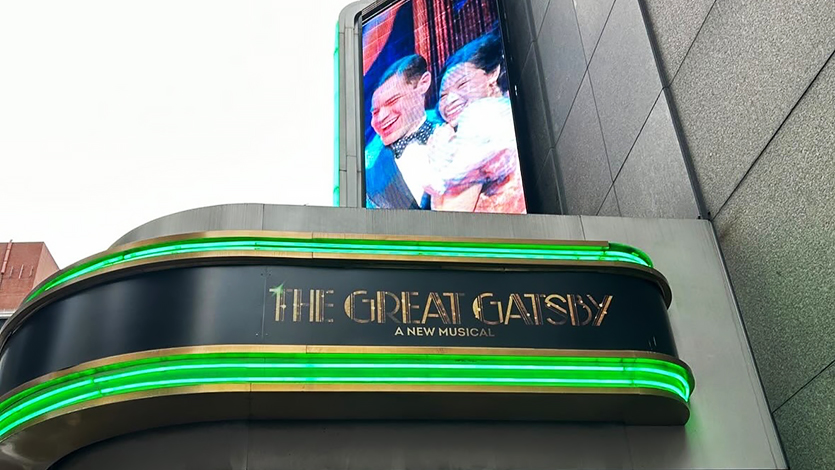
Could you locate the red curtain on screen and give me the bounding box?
[362,4,404,75]
[413,0,499,104]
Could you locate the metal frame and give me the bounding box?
[337,0,536,211]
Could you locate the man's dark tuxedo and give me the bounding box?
[365,144,423,209]
[365,115,441,209]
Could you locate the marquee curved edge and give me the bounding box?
[0,345,694,470]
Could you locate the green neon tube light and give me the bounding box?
[25,236,652,304]
[0,351,692,440]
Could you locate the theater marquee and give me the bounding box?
[0,232,694,466]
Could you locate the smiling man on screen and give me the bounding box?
[365,54,442,210]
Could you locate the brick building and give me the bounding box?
[0,241,59,326]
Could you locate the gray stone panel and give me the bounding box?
[614,93,699,218]
[112,204,265,247]
[346,154,359,207]
[713,55,835,410]
[532,149,561,213]
[536,0,587,137]
[580,217,786,470]
[588,0,662,175]
[360,208,585,240]
[529,0,550,36]
[574,0,615,63]
[671,0,835,215]
[520,51,554,170]
[774,364,835,470]
[249,422,631,470]
[261,205,367,234]
[113,203,588,245]
[555,74,612,215]
[339,169,348,206]
[597,185,620,216]
[54,422,250,470]
[643,0,715,83]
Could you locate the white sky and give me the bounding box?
[0,0,353,267]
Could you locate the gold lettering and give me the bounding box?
[269,284,286,322]
[523,294,542,325]
[321,290,334,323]
[442,293,464,324]
[313,289,320,322]
[344,290,375,323]
[421,292,451,324]
[504,293,534,325]
[376,291,402,324]
[567,294,577,326]
[360,295,376,323]
[588,295,614,327]
[292,289,314,323]
[344,291,357,322]
[570,295,594,326]
[401,292,421,324]
[473,293,502,325]
[543,294,568,325]
[308,289,317,322]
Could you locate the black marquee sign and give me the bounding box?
[0,262,677,396]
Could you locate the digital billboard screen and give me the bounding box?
[361,0,527,213]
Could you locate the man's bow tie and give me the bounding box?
[392,120,435,159]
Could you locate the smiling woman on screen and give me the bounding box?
[425,30,526,214]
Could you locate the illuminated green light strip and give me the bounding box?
[25,237,652,303]
[96,376,682,398]
[0,352,691,441]
[0,391,101,438]
[87,362,689,399]
[0,380,93,425]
